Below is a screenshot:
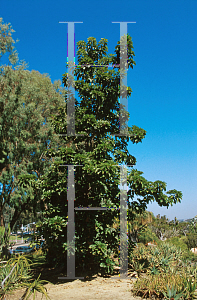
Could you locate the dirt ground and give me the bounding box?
[6,277,142,300]
[6,263,143,300]
[7,276,142,300]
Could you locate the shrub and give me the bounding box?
[131,242,197,299]
[0,254,51,299]
[167,236,189,252]
[138,227,160,245]
[129,242,183,276]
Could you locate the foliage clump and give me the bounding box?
[0,17,67,237]
[0,254,51,300]
[131,242,197,300]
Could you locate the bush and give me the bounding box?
[166,236,188,252]
[138,227,160,245]
[129,242,183,276]
[185,233,197,250]
[131,242,197,299]
[0,254,51,299]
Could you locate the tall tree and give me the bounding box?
[0,17,18,66]
[37,34,182,275]
[0,18,67,234]
[0,66,67,231]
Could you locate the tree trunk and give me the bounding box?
[10,208,22,232]
[10,201,27,231]
[0,211,5,227]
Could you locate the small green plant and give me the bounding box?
[132,274,162,298]
[20,273,51,300]
[132,272,184,299]
[150,266,160,275]
[129,242,180,276]
[134,260,146,276]
[167,236,188,253]
[0,256,32,291]
[159,256,171,273]
[89,241,116,274]
[181,276,197,299]
[163,284,184,300]
[0,254,52,300]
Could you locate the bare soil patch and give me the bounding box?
[6,276,141,300]
[6,260,142,300]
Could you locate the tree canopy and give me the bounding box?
[0,17,19,66]
[36,34,182,275]
[0,17,67,233]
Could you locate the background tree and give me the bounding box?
[149,214,171,240]
[110,210,157,251]
[37,34,182,275]
[0,66,67,232]
[149,214,184,241]
[127,210,153,243]
[188,217,197,234]
[177,221,190,237]
[0,18,67,237]
[0,17,18,66]
[184,217,197,249]
[185,232,197,250]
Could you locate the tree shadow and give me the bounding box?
[30,256,121,285]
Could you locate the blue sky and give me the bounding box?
[1,0,197,221]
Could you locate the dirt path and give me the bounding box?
[7,273,142,300]
[5,255,143,300]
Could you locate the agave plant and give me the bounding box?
[181,277,197,299]
[19,273,52,300]
[0,255,52,300]
[132,260,146,276]
[0,255,33,299]
[150,266,160,275]
[190,263,197,280]
[162,284,184,300]
[153,248,160,256]
[159,257,171,273]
